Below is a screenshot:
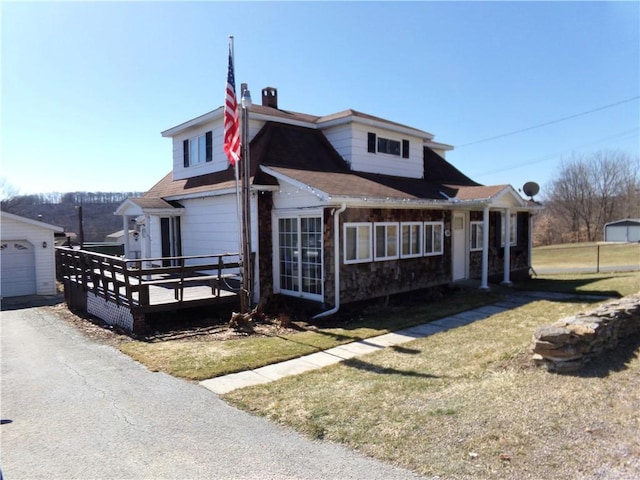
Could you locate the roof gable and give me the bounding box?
[0,211,64,232]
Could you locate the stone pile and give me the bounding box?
[532,294,640,372]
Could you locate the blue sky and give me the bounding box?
[1,1,638,199]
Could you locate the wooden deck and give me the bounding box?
[56,248,243,331]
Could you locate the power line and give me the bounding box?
[471,127,640,179]
[457,96,640,148]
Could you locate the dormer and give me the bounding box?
[161,87,454,183]
[317,110,452,179]
[161,109,228,181]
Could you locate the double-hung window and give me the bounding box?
[183,131,213,167]
[424,222,444,256]
[374,223,399,260]
[344,223,372,264]
[470,221,484,251]
[401,222,422,258]
[501,212,517,246]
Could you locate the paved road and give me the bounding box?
[1,306,425,480]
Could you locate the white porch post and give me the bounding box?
[480,206,490,289]
[122,215,130,258]
[528,213,534,271]
[144,214,152,269]
[502,208,512,285]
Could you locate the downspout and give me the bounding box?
[313,203,347,319]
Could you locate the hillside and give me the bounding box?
[1,192,143,242]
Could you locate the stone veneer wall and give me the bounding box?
[87,292,135,332]
[531,294,640,372]
[338,208,451,304]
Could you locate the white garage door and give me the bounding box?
[1,240,36,297]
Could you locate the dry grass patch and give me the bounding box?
[119,289,503,380]
[225,294,640,479]
[533,242,640,270]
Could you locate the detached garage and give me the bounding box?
[604,219,640,243]
[1,211,63,298]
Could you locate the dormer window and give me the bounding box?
[367,132,410,158]
[183,131,212,167]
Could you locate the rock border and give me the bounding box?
[532,294,640,372]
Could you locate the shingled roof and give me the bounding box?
[144,121,509,204]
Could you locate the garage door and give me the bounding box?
[1,241,36,297]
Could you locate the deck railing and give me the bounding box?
[56,247,241,311]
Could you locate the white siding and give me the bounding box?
[0,216,58,296]
[146,216,163,259]
[174,194,260,301]
[334,123,424,178]
[272,182,326,210]
[322,124,354,166]
[172,116,266,181]
[431,148,448,158]
[180,196,241,256]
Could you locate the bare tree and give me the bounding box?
[0,178,20,201]
[543,150,640,242]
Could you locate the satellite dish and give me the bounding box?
[522,181,540,199]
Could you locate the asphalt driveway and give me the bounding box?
[1,305,424,480]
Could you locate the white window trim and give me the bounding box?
[501,212,517,247]
[377,136,402,156]
[401,222,423,258]
[374,222,399,261]
[470,221,484,251]
[344,223,372,264]
[188,133,208,166]
[424,221,444,256]
[272,211,324,301]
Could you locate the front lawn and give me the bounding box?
[223,272,640,479]
[119,288,504,380]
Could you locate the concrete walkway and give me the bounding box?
[201,290,599,395]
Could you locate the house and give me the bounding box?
[1,211,64,297]
[116,87,539,317]
[604,219,640,243]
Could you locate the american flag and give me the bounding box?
[223,43,240,166]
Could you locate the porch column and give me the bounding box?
[480,206,490,289]
[528,212,534,271]
[502,207,512,285]
[143,215,152,270]
[122,215,131,258]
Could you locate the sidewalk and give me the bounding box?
[200,291,604,395]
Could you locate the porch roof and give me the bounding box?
[263,166,516,206]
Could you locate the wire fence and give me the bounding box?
[531,242,640,274]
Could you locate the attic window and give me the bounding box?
[183,131,213,167]
[378,137,401,155]
[367,132,410,158]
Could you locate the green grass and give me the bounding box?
[224,272,640,479]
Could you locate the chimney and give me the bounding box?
[262,87,278,109]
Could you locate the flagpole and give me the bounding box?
[228,35,246,312]
[240,82,252,314]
